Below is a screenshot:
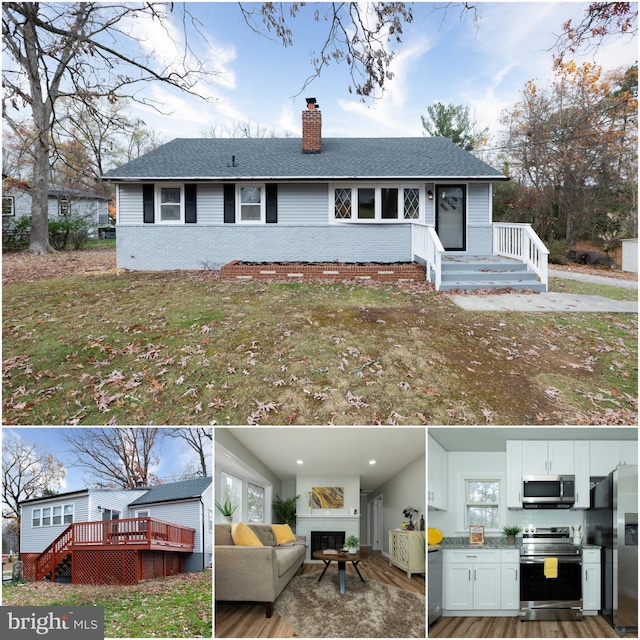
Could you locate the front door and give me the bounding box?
[436,185,466,251]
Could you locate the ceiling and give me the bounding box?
[220,427,426,492]
[429,427,638,452]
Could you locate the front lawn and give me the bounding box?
[2,570,212,638]
[3,269,636,425]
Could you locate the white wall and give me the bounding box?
[428,451,585,536]
[295,475,360,516]
[368,452,426,555]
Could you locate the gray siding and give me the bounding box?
[278,184,328,223]
[467,183,490,226]
[20,495,90,553]
[117,224,413,270]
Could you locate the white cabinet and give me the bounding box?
[388,530,425,578]
[590,441,638,477]
[500,549,520,611]
[428,435,448,511]
[522,441,575,475]
[582,548,602,614]
[573,441,590,509]
[506,441,523,508]
[444,550,501,612]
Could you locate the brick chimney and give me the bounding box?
[302,97,321,153]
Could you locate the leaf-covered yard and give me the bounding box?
[2,250,637,425]
[2,570,212,638]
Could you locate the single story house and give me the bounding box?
[102,99,548,290]
[2,179,112,240]
[19,476,212,585]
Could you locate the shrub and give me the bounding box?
[546,238,570,265]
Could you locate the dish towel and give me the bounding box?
[544,557,558,579]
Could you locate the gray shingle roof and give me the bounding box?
[128,476,212,506]
[102,137,506,181]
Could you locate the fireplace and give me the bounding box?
[311,531,345,554]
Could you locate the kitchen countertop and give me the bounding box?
[428,537,600,551]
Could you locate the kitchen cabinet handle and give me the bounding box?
[468,570,471,581]
[466,555,477,558]
[516,570,518,581]
[474,569,477,581]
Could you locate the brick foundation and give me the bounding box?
[220,261,426,283]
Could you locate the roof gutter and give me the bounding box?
[101,175,510,183]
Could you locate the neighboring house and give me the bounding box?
[19,476,212,585]
[2,180,112,239]
[102,98,549,290]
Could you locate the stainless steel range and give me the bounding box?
[519,526,583,621]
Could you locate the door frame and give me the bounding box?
[435,184,467,251]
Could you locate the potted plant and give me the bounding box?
[272,494,301,530]
[502,525,521,546]
[215,497,238,524]
[344,535,359,554]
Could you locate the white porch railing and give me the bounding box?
[493,223,549,290]
[411,223,444,290]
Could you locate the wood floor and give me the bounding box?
[215,548,425,638]
[429,615,639,638]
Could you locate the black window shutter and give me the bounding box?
[266,184,278,224]
[143,184,154,223]
[185,184,197,223]
[224,184,235,223]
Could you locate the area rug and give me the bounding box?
[274,572,426,638]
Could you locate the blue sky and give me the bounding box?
[2,428,210,494]
[126,1,637,144]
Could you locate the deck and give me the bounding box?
[70,517,196,551]
[34,517,195,583]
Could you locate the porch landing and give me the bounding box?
[438,255,546,292]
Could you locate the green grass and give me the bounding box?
[1,570,212,638]
[3,272,637,425]
[549,277,638,301]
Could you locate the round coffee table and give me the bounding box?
[312,549,370,594]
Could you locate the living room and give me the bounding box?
[214,427,426,638]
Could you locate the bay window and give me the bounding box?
[332,184,424,221]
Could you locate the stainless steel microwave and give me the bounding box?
[522,475,576,508]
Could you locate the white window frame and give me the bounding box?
[2,196,15,216]
[155,184,184,224]
[329,183,425,223]
[456,472,506,534]
[236,184,266,224]
[32,503,75,527]
[215,444,273,525]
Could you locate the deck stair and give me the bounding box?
[438,255,546,292]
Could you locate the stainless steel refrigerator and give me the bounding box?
[585,464,638,635]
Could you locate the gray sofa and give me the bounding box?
[215,524,306,617]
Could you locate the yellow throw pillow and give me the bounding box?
[271,524,297,544]
[231,522,263,546]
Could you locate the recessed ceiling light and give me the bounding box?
[369,460,376,465]
[297,460,304,465]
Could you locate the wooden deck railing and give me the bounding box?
[34,517,196,581]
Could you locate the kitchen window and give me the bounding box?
[332,185,424,222]
[157,185,183,223]
[465,478,501,530]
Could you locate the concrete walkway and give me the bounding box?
[549,267,638,290]
[450,292,638,312]
[449,269,638,312]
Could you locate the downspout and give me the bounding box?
[199,496,205,571]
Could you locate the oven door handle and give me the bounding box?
[520,556,582,564]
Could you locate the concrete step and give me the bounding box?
[438,279,547,292]
[441,261,530,274]
[441,269,536,283]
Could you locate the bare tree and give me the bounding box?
[62,428,162,488]
[165,428,212,477]
[2,2,216,254]
[554,2,638,65]
[2,435,66,548]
